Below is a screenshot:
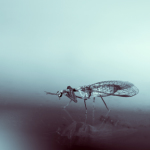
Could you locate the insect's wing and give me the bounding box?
[87,81,120,95]
[108,81,139,97]
[88,80,139,97]
[113,84,139,97]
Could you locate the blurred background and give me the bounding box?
[0,0,150,149]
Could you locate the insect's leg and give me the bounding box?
[100,95,109,111]
[99,96,111,129]
[93,97,95,125]
[64,99,72,109]
[84,99,87,125]
[84,99,87,114]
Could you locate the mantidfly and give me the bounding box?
[45,80,139,124]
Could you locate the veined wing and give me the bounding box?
[77,80,139,97]
[90,80,139,97]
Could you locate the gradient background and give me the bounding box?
[1,0,150,150]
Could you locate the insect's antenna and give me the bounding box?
[44,91,58,95]
[100,95,109,111]
[44,91,62,100]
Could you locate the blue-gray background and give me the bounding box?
[0,1,150,150]
[1,0,150,107]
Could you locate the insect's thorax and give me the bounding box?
[63,89,78,103]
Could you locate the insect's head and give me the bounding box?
[67,86,72,89]
[57,90,67,99]
[57,91,63,98]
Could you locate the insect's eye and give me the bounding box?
[58,92,62,97]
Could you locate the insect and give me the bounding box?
[45,80,139,112]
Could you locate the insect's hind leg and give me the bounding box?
[100,95,109,111]
[99,96,111,128]
[93,97,95,125]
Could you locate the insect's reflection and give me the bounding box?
[56,108,136,148]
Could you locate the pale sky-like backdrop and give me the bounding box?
[1,0,150,109]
